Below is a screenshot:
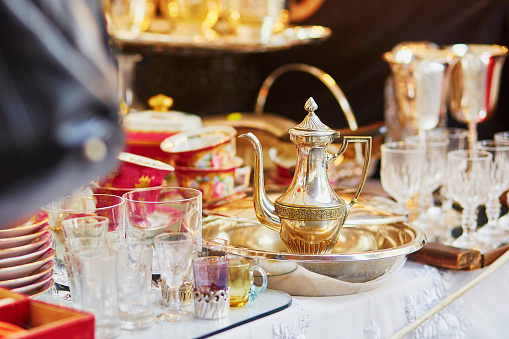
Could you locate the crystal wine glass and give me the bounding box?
[494,131,509,230]
[406,132,449,215]
[380,141,426,217]
[476,140,509,244]
[445,44,508,150]
[434,127,469,211]
[446,150,493,250]
[153,232,194,322]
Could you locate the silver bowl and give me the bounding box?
[203,217,426,296]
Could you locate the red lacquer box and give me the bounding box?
[0,288,94,339]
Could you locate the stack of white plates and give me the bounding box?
[0,210,54,297]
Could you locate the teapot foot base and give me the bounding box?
[284,238,335,254]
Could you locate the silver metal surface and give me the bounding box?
[254,63,358,132]
[203,218,426,284]
[203,190,407,226]
[239,98,371,254]
[382,46,458,134]
[444,44,508,149]
[113,25,331,53]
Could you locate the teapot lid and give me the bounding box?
[289,97,340,138]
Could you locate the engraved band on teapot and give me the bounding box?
[274,202,346,221]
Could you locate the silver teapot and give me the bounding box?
[239,97,372,254]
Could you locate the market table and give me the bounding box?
[40,258,509,338]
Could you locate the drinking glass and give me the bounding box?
[45,194,125,287]
[177,238,228,305]
[432,127,469,211]
[475,140,509,243]
[445,44,508,150]
[153,232,194,322]
[109,239,155,330]
[123,187,202,241]
[64,237,109,310]
[159,237,228,308]
[406,132,449,215]
[494,131,509,145]
[494,131,509,229]
[61,216,109,303]
[228,256,267,307]
[61,216,109,239]
[380,142,426,217]
[382,46,457,144]
[196,237,228,257]
[102,0,154,38]
[192,256,229,319]
[233,0,286,43]
[72,243,120,339]
[446,150,493,250]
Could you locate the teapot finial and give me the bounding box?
[304,97,318,114]
[291,97,337,137]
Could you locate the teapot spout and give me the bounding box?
[238,133,281,232]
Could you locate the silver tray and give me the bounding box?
[203,218,426,296]
[204,189,407,226]
[113,25,331,53]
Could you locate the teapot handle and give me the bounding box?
[254,63,358,132]
[331,136,372,208]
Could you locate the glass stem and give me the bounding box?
[168,286,181,311]
[417,130,427,147]
[116,54,142,108]
[485,197,501,226]
[398,199,409,215]
[440,186,453,212]
[418,189,434,215]
[467,121,477,151]
[461,207,478,236]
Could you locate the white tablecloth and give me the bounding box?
[207,260,509,339]
[43,259,509,338]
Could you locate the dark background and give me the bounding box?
[133,0,509,139]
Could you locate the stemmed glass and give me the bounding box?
[153,232,194,322]
[445,44,508,150]
[494,131,509,145]
[382,45,457,145]
[380,141,426,218]
[446,150,493,250]
[494,131,509,229]
[406,132,449,215]
[476,140,509,243]
[102,0,154,110]
[434,127,469,211]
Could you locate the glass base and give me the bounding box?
[53,260,69,287]
[410,207,462,243]
[120,310,155,330]
[95,323,121,339]
[475,224,509,249]
[448,233,494,253]
[498,214,509,230]
[156,309,192,322]
[477,223,509,236]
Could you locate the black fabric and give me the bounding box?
[0,0,124,227]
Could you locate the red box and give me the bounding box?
[0,288,94,339]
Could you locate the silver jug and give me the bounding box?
[239,97,372,254]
